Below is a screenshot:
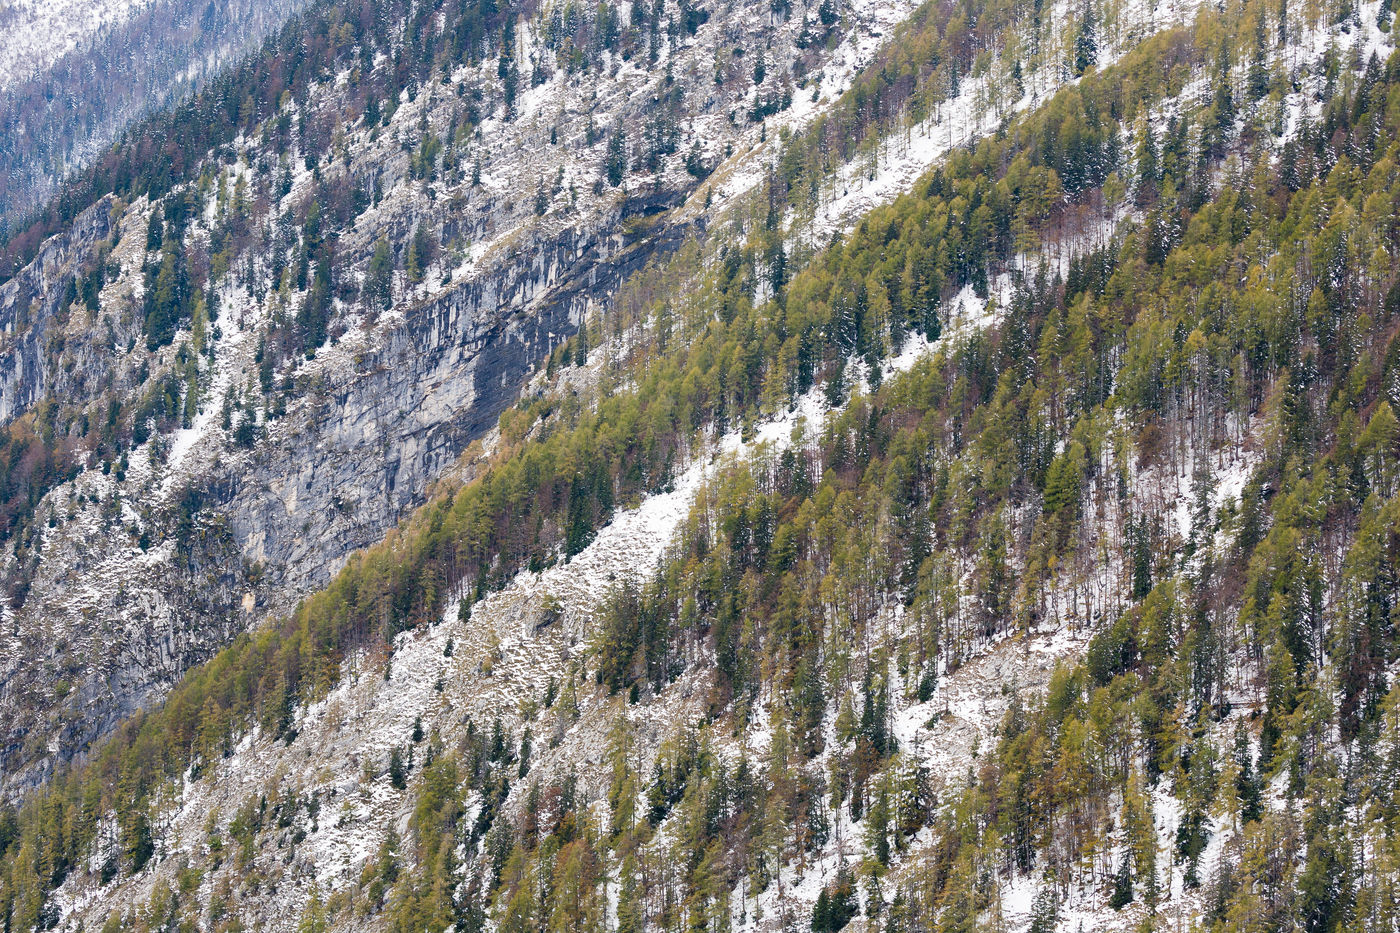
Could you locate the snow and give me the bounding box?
[45,287,966,927]
[800,77,1004,247]
[487,376,859,641]
[9,0,980,814]
[893,628,1094,792]
[941,284,997,343]
[1271,1,1396,148]
[158,302,253,498]
[691,0,941,221]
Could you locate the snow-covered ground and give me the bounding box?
[5,0,970,803]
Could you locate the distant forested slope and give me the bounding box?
[0,0,303,238]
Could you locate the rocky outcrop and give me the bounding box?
[225,193,693,604]
[0,192,694,795]
[0,197,114,424]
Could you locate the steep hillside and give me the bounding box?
[0,0,1005,793]
[3,0,1400,928]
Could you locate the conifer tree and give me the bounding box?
[1073,1,1097,75]
[366,235,395,311]
[606,124,627,187]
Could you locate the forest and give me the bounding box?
[2,0,1400,926]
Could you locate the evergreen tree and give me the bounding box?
[1108,858,1133,909]
[366,235,395,311]
[390,746,408,790]
[605,124,627,187]
[145,239,188,349]
[1074,1,1098,75]
[406,223,437,283]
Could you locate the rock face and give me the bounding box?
[0,205,689,795]
[223,195,692,602]
[0,198,115,425]
[0,193,693,793]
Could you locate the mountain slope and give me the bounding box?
[3,0,1400,929]
[0,0,968,794]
